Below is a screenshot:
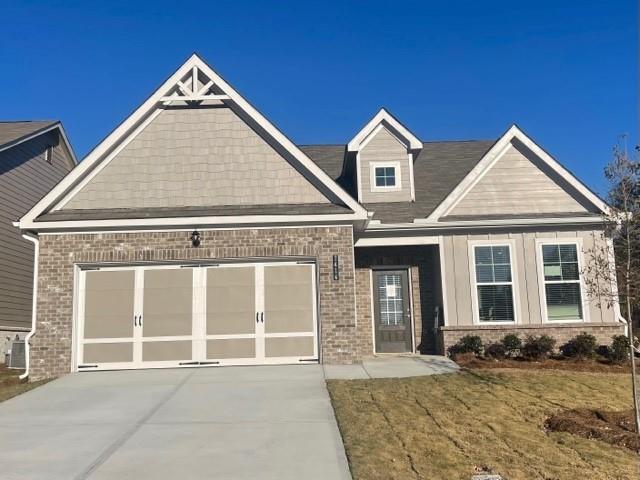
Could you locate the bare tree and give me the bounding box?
[582,143,640,439]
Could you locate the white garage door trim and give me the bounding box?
[75,261,318,371]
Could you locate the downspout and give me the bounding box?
[19,233,39,381]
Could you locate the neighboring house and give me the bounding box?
[0,121,76,360]
[18,54,624,380]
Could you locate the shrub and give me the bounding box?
[484,343,506,359]
[522,335,556,360]
[560,333,598,359]
[501,334,522,357]
[448,335,483,358]
[609,335,629,363]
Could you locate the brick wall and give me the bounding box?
[31,226,357,380]
[439,322,625,353]
[354,246,442,355]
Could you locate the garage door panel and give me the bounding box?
[207,338,255,359]
[83,271,135,339]
[264,265,314,335]
[143,269,193,337]
[265,337,314,358]
[142,341,192,362]
[206,267,255,335]
[83,343,133,363]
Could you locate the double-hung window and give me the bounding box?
[540,243,583,321]
[472,244,516,323]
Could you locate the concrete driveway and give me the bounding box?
[0,366,351,480]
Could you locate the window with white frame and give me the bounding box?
[541,243,583,321]
[370,162,401,191]
[473,245,515,322]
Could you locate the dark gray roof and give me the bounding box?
[302,140,496,223]
[0,121,58,150]
[37,203,352,222]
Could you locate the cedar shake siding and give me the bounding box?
[63,106,331,210]
[31,226,357,380]
[0,126,74,330]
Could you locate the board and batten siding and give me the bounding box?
[359,126,412,203]
[63,106,330,210]
[448,144,591,216]
[440,229,617,327]
[0,130,74,329]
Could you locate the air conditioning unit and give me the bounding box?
[7,341,26,369]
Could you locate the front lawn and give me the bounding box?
[328,369,637,480]
[0,365,47,402]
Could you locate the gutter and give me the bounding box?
[19,233,39,381]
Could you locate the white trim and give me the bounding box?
[437,236,449,327]
[468,240,520,325]
[18,234,39,380]
[355,151,363,203]
[355,236,440,247]
[369,269,376,354]
[347,108,422,152]
[0,123,78,166]
[19,53,366,230]
[426,125,610,221]
[535,238,590,323]
[408,152,416,201]
[20,213,366,231]
[369,161,402,192]
[605,235,624,324]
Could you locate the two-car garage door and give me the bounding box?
[77,262,318,371]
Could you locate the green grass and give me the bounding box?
[328,369,638,480]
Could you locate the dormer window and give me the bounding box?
[371,162,401,191]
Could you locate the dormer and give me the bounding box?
[348,108,422,204]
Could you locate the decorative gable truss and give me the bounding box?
[18,54,368,231]
[425,125,609,222]
[348,108,422,203]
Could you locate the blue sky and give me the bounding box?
[1,1,636,195]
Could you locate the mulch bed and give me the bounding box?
[546,408,639,452]
[454,353,631,373]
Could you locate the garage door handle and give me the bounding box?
[260,312,264,323]
[134,315,138,327]
[256,312,259,324]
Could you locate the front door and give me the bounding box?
[373,269,412,353]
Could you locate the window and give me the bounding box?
[473,245,515,323]
[44,146,53,164]
[375,166,396,187]
[541,243,583,321]
[377,273,404,326]
[370,161,401,191]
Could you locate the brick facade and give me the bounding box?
[439,322,625,353]
[354,246,442,355]
[31,226,357,380]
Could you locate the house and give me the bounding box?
[0,121,76,361]
[17,54,624,380]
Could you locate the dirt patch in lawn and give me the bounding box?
[546,408,639,452]
[454,353,631,373]
[328,369,637,480]
[0,365,47,402]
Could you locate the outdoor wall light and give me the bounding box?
[332,254,340,280]
[190,230,201,248]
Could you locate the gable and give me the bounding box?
[447,141,593,218]
[61,105,330,210]
[359,126,413,204]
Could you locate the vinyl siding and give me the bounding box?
[0,130,74,329]
[449,144,590,216]
[359,127,412,203]
[441,228,617,327]
[63,106,330,210]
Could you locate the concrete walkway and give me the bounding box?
[323,355,460,379]
[0,366,350,480]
